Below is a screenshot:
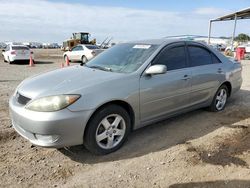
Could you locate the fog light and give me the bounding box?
[34,134,59,143]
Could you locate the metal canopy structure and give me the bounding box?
[208,7,250,48]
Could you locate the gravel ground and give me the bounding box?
[1,49,250,188]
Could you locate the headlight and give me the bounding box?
[25,94,81,112]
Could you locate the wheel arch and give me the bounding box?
[221,81,232,97]
[81,55,88,61]
[84,100,135,137]
[63,54,68,59]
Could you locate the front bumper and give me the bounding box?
[9,95,93,148]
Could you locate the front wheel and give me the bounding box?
[64,55,69,62]
[209,85,228,112]
[3,56,7,63]
[84,105,131,155]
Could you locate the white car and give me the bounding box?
[63,44,102,63]
[242,44,250,53]
[2,45,34,64]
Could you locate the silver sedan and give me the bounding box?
[9,39,242,154]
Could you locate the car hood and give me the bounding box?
[17,65,125,99]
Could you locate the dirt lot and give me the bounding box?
[1,49,250,188]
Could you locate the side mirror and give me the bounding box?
[145,65,167,75]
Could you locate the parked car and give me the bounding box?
[239,44,250,54]
[0,42,7,49]
[9,39,242,155]
[2,45,34,64]
[63,44,103,63]
[211,44,226,51]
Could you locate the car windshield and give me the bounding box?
[85,43,159,73]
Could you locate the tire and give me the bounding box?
[81,56,87,64]
[3,56,7,63]
[84,105,131,155]
[209,85,228,112]
[8,57,12,64]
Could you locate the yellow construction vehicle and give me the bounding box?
[62,32,96,51]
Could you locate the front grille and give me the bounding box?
[16,92,31,105]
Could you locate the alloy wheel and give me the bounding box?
[95,114,126,149]
[215,88,227,111]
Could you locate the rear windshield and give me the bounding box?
[12,46,29,50]
[85,45,99,49]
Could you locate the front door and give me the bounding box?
[140,42,192,123]
[70,46,82,61]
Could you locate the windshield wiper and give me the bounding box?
[86,65,112,72]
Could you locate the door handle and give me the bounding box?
[217,68,223,73]
[182,75,191,80]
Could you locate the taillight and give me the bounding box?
[11,51,16,55]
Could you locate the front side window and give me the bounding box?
[188,46,213,66]
[153,45,187,71]
[78,46,83,51]
[72,46,82,51]
[71,46,77,51]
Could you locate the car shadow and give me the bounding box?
[33,60,54,64]
[59,89,250,164]
[9,60,54,65]
[169,180,250,188]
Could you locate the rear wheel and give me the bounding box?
[81,56,87,64]
[84,105,131,155]
[8,57,12,64]
[209,85,228,112]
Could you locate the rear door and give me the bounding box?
[187,43,225,106]
[140,42,192,123]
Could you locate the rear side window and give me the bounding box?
[12,46,29,50]
[153,46,187,71]
[188,46,213,66]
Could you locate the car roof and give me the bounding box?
[9,44,29,47]
[77,44,97,47]
[127,38,206,46]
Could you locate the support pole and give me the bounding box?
[208,20,212,44]
[231,14,237,50]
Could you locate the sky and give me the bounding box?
[0,0,250,43]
